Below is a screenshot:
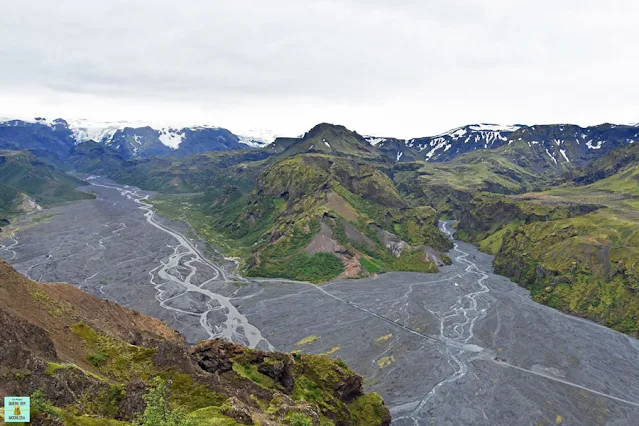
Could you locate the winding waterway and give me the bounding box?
[2,177,639,425]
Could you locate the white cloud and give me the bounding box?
[1,0,638,138]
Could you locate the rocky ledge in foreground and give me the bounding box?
[0,259,391,425]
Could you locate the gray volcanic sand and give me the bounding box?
[2,177,639,425]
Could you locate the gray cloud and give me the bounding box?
[1,0,638,137]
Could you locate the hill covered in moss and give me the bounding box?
[450,146,639,336]
[0,150,93,222]
[153,154,452,282]
[0,259,391,425]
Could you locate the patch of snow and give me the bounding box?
[559,149,570,162]
[324,141,331,148]
[424,138,449,160]
[545,148,558,164]
[365,137,387,146]
[586,139,603,150]
[451,128,467,139]
[158,128,184,149]
[467,123,522,132]
[236,128,279,146]
[396,151,403,162]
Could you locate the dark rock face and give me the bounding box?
[192,339,296,392]
[0,307,57,367]
[192,339,246,374]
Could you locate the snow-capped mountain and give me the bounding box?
[236,128,280,148]
[2,116,638,167]
[375,123,524,163]
[0,117,260,160]
[374,123,639,165]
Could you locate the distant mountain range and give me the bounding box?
[371,123,639,165]
[0,117,272,161]
[1,116,638,168]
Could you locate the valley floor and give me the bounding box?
[2,178,639,425]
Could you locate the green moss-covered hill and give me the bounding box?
[0,259,391,425]
[0,150,93,221]
[451,147,639,336]
[154,154,452,282]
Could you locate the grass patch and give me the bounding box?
[232,363,276,389]
[295,335,320,346]
[46,362,72,376]
[375,333,392,343]
[375,356,395,368]
[186,406,241,426]
[250,252,344,283]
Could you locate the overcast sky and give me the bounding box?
[1,0,638,138]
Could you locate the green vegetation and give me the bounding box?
[185,407,240,426]
[135,378,195,426]
[347,393,390,426]
[45,361,72,376]
[0,149,93,218]
[250,252,344,283]
[286,412,313,426]
[70,322,156,380]
[151,153,449,283]
[232,362,276,389]
[360,257,382,274]
[452,152,639,336]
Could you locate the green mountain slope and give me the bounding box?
[269,123,384,161]
[0,259,391,425]
[0,150,93,219]
[391,143,560,214]
[451,149,639,336]
[153,154,452,282]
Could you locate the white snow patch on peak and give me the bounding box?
[559,149,570,162]
[586,139,603,150]
[451,128,467,139]
[324,140,331,148]
[158,128,184,149]
[545,148,558,164]
[365,136,387,146]
[467,123,522,132]
[396,151,403,162]
[236,128,279,147]
[65,118,148,144]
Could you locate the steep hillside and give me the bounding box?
[0,259,391,425]
[573,141,639,185]
[67,141,128,174]
[451,150,639,336]
[391,144,558,214]
[0,118,76,164]
[69,145,272,195]
[0,150,93,219]
[153,154,452,282]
